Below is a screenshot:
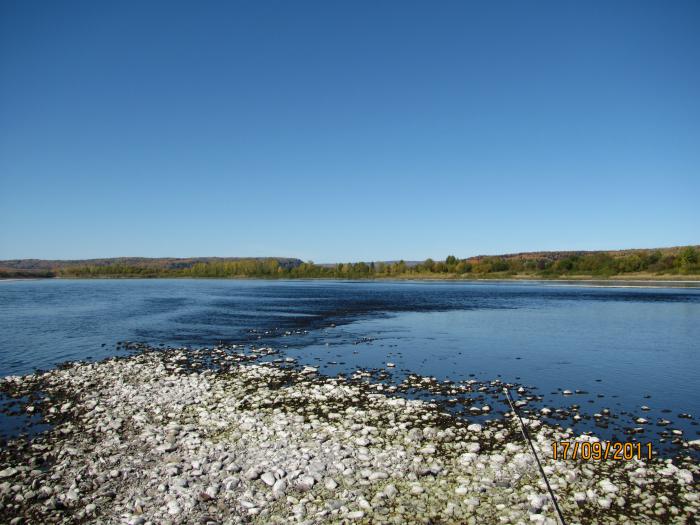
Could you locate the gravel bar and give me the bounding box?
[0,347,698,524]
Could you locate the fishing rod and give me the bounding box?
[503,387,568,525]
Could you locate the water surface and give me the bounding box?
[1,279,698,455]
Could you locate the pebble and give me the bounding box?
[260,472,275,486]
[324,478,338,490]
[599,479,618,494]
[296,475,316,492]
[0,344,696,525]
[0,469,17,479]
[272,478,287,497]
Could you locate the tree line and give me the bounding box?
[53,246,700,279]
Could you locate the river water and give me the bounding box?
[1,279,698,456]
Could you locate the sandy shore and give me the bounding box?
[1,346,698,524]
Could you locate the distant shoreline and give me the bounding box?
[2,275,700,288]
[3,246,699,282]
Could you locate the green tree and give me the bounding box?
[678,246,698,268]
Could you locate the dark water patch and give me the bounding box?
[0,394,52,442]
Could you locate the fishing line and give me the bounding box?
[503,387,568,525]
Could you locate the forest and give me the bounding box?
[47,246,700,279]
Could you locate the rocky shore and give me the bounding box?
[0,346,698,524]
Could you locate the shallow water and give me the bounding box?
[1,278,699,455]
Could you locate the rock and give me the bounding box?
[167,501,181,515]
[528,494,547,511]
[260,472,275,486]
[406,428,423,442]
[459,452,477,464]
[0,344,697,525]
[466,442,480,453]
[677,470,693,484]
[324,478,338,490]
[224,477,240,490]
[296,475,315,492]
[598,497,612,509]
[410,484,424,494]
[272,478,287,497]
[172,477,188,488]
[156,443,177,453]
[327,499,344,511]
[225,463,242,473]
[0,468,18,479]
[599,479,618,494]
[244,467,262,480]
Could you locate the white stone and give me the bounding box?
[599,479,618,493]
[598,497,612,509]
[528,494,547,511]
[260,472,275,486]
[466,442,480,453]
[325,478,338,490]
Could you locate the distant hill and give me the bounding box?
[0,257,303,271]
[1,246,698,279]
[463,245,700,263]
[318,246,699,266]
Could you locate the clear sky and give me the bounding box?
[1,1,698,262]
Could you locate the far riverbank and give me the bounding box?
[3,274,700,288]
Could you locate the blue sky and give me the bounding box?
[1,1,698,262]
